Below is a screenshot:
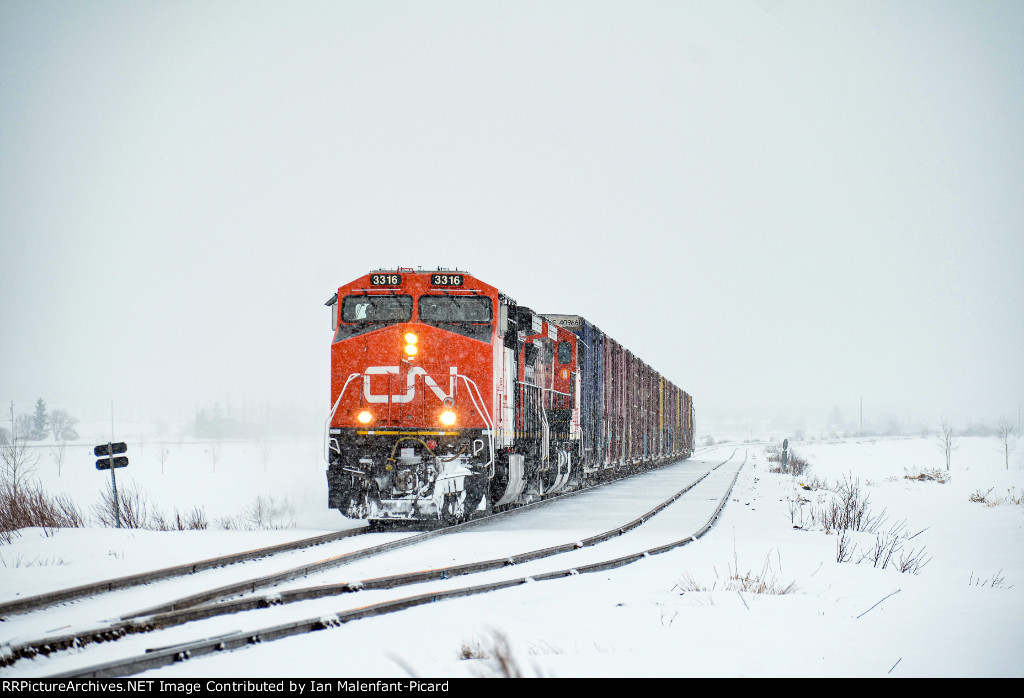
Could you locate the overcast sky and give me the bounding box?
[1,1,1022,430]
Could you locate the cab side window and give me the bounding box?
[557,341,572,365]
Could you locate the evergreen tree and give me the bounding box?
[31,398,49,441]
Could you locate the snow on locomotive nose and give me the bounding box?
[324,268,693,526]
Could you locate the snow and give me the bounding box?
[2,435,1022,677]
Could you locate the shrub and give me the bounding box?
[92,481,151,529]
[969,488,993,504]
[969,487,1023,507]
[93,482,210,531]
[819,476,887,534]
[150,505,209,531]
[217,495,295,530]
[834,519,930,574]
[904,467,950,484]
[765,444,811,477]
[0,481,85,544]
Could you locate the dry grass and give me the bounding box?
[457,630,555,678]
[969,487,1023,507]
[764,444,811,477]
[150,506,209,531]
[836,522,930,574]
[792,475,889,535]
[0,482,85,544]
[904,467,950,484]
[3,473,296,541]
[968,570,1013,589]
[216,495,295,530]
[675,550,797,599]
[92,481,152,529]
[0,551,69,567]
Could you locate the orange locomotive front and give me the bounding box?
[325,268,503,523]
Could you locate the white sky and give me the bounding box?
[1,1,1022,428]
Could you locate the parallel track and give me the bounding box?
[0,528,370,618]
[30,450,744,678]
[3,448,711,629]
[3,451,720,667]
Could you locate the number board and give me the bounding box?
[370,273,402,286]
[430,273,464,287]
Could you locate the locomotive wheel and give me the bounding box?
[440,492,466,526]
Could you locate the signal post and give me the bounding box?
[95,441,128,527]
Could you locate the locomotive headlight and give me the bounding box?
[405,332,418,345]
[404,343,418,356]
[440,410,457,426]
[357,410,373,424]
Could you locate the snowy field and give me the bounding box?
[2,434,1022,677]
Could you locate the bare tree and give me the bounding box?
[3,403,39,496]
[15,413,34,441]
[996,417,1017,470]
[157,443,170,474]
[258,434,271,473]
[49,439,67,477]
[50,409,78,441]
[935,417,959,472]
[1,430,39,497]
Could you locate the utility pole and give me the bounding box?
[860,395,863,436]
[112,403,120,528]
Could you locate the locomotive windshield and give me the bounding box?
[342,294,413,322]
[333,294,413,342]
[418,295,493,341]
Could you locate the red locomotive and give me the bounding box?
[325,268,693,525]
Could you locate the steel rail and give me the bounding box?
[3,450,733,669]
[133,451,737,625]
[120,449,712,620]
[142,453,736,626]
[1,444,710,624]
[0,527,370,619]
[44,453,744,678]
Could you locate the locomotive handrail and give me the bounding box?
[513,381,569,479]
[456,372,495,478]
[324,372,362,463]
[515,380,571,398]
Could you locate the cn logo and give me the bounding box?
[363,366,457,404]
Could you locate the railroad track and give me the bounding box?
[8,449,743,677]
[2,451,723,669]
[3,445,718,625]
[0,527,373,618]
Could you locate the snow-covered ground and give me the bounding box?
[2,435,1022,677]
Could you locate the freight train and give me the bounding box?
[324,268,693,525]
